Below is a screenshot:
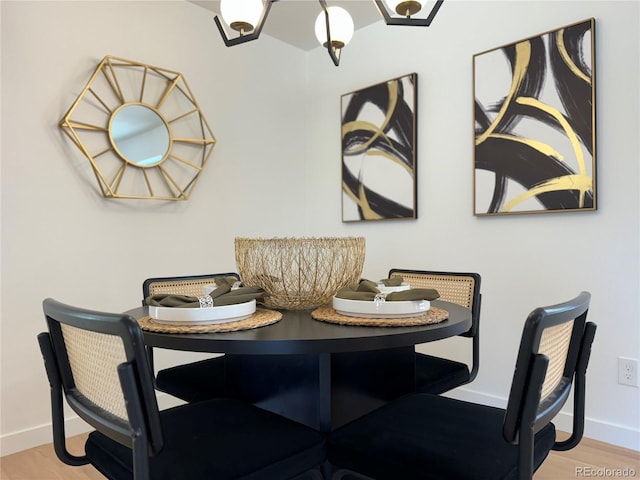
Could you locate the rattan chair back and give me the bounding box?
[389,269,481,337]
[503,291,593,446]
[60,324,129,421]
[391,272,474,309]
[39,299,328,479]
[141,273,241,380]
[40,299,163,458]
[326,292,596,480]
[142,272,240,304]
[538,320,575,399]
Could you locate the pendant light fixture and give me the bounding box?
[314,1,354,66]
[213,0,443,65]
[214,0,276,46]
[374,0,444,26]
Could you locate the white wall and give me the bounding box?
[304,0,640,451]
[1,0,638,456]
[0,0,310,455]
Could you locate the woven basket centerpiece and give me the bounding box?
[235,237,366,310]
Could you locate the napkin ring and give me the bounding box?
[374,292,387,306]
[198,295,214,308]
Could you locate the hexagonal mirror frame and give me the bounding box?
[60,55,216,200]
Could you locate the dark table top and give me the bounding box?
[128,300,472,355]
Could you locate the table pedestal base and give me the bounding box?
[225,347,415,432]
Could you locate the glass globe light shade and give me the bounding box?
[384,0,424,17]
[314,6,354,48]
[220,0,264,33]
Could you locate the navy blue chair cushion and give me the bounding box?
[86,398,325,480]
[155,357,225,402]
[415,353,471,395]
[328,393,555,480]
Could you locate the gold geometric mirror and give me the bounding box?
[60,55,216,200]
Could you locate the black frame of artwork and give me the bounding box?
[473,19,596,216]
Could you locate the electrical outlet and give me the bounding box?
[618,357,639,387]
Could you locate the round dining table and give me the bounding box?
[129,300,471,432]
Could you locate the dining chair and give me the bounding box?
[142,272,240,402]
[327,291,596,480]
[38,298,326,480]
[388,268,481,394]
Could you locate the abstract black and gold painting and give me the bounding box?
[341,73,417,222]
[473,19,596,216]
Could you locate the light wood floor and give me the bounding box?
[1,431,638,479]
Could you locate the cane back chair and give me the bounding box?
[389,268,481,394]
[328,291,596,480]
[142,272,240,402]
[38,298,325,479]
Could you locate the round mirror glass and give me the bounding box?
[109,104,170,167]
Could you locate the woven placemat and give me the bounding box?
[311,306,448,327]
[138,308,282,334]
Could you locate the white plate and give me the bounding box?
[333,297,430,318]
[149,300,256,325]
[377,282,411,294]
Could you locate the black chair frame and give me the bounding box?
[141,272,239,392]
[389,268,482,389]
[39,298,327,480]
[39,299,162,479]
[506,295,596,476]
[327,291,596,480]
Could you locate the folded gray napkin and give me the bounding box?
[145,277,267,308]
[379,276,404,286]
[336,279,439,302]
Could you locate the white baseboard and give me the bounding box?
[3,389,637,457]
[1,416,90,458]
[0,393,185,457]
[445,387,640,452]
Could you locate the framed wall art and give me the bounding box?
[341,73,417,222]
[473,19,596,216]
